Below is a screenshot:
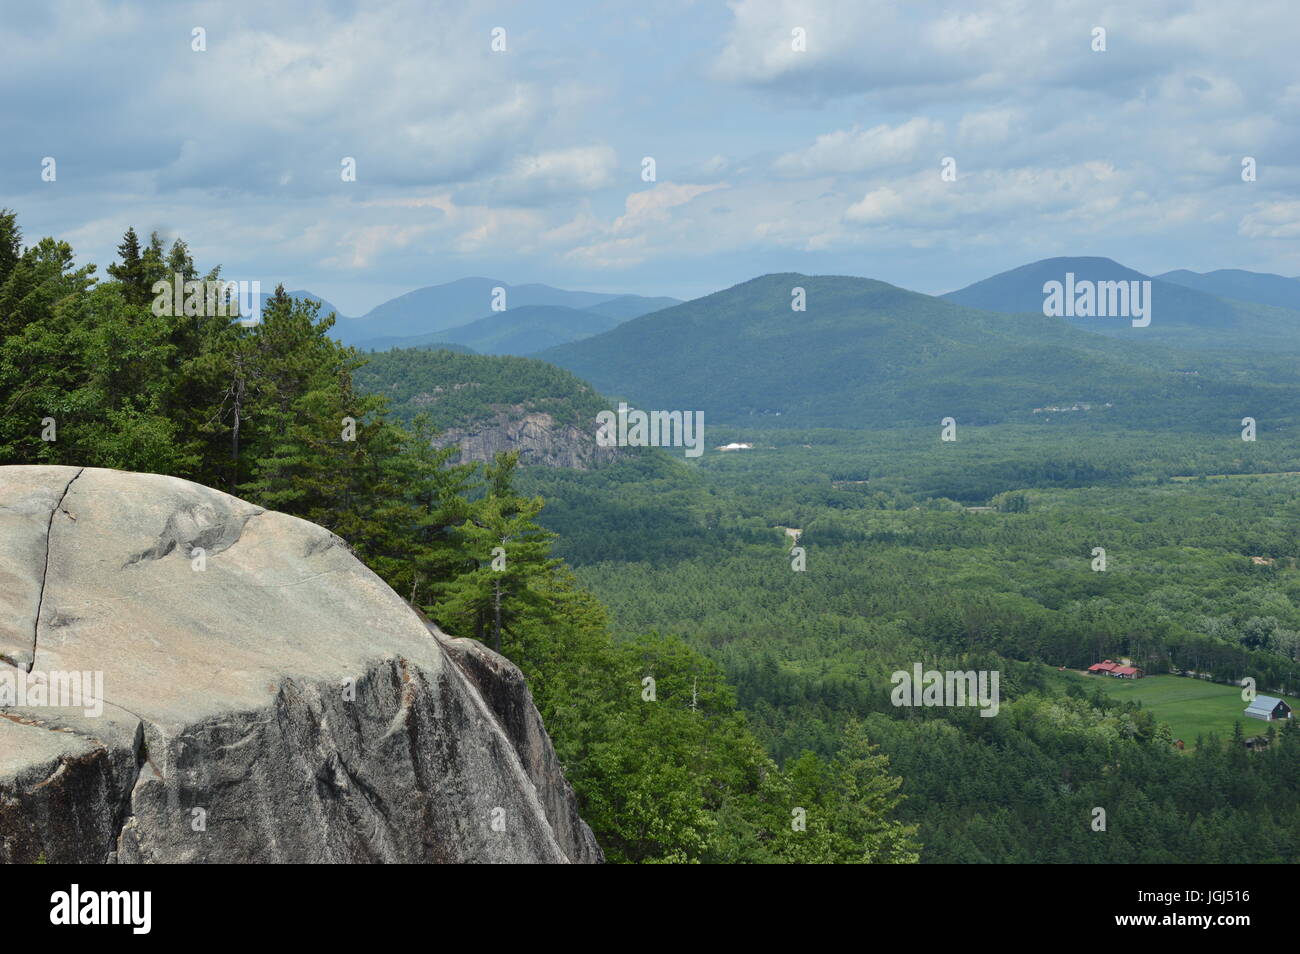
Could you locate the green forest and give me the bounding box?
[353,347,610,432]
[0,212,920,864]
[520,441,1300,862]
[364,282,1300,863]
[5,210,1298,863]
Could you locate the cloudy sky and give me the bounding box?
[3,0,1299,314]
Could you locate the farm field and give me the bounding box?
[1078,673,1299,745]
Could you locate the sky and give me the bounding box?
[3,0,1299,315]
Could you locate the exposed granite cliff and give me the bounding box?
[435,407,622,469]
[0,466,602,864]
[436,633,603,864]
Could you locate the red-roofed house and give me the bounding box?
[1085,660,1145,678]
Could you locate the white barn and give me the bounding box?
[1244,695,1293,722]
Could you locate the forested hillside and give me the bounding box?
[0,211,920,864]
[353,347,609,431]
[542,273,1300,428]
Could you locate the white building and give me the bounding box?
[1244,695,1293,721]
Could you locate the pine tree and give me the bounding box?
[140,230,167,295]
[360,412,478,613]
[433,452,560,652]
[106,227,149,305]
[166,238,196,282]
[0,209,21,287]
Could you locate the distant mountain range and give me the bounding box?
[285,278,679,355]
[1155,268,1300,311]
[275,263,1299,362]
[281,262,1300,431]
[262,282,676,361]
[541,272,1300,430]
[354,305,632,355]
[942,257,1300,350]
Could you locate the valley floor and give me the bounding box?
[523,422,1300,862]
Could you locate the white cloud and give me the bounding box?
[7,0,1300,299]
[1240,202,1300,240]
[612,182,728,233]
[462,145,618,205]
[327,223,434,270]
[774,118,945,176]
[957,108,1023,146]
[845,162,1128,229]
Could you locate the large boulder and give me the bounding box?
[0,466,602,864]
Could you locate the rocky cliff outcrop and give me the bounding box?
[436,408,622,469]
[0,466,602,864]
[436,633,603,864]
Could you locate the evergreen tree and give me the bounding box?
[106,227,150,305]
[166,238,197,282]
[0,208,21,287]
[362,412,478,612]
[434,452,560,651]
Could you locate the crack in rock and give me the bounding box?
[30,468,83,673]
[1,467,603,864]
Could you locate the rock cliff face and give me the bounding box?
[435,408,622,469]
[0,466,602,864]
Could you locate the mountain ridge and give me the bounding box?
[330,278,679,346]
[355,304,628,355]
[1156,267,1300,312]
[942,256,1300,349]
[540,271,1300,430]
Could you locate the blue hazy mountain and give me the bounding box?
[942,256,1300,349]
[581,295,682,320]
[1156,268,1300,312]
[330,278,678,346]
[355,305,628,356]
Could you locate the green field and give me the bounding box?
[1077,673,1298,745]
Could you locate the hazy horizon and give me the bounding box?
[5,1,1300,315]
